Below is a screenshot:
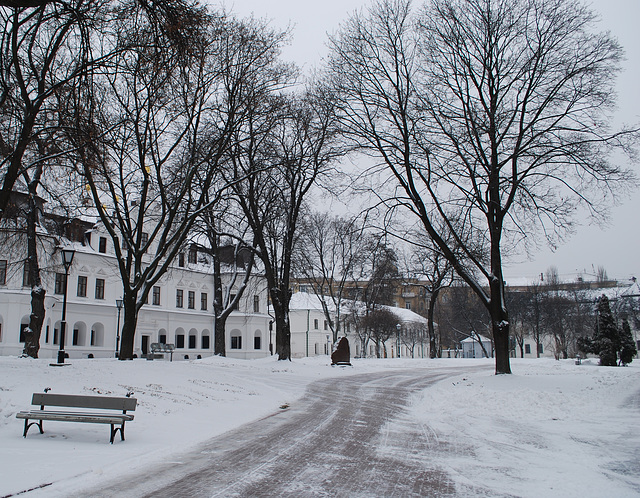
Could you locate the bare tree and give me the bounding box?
[72,9,256,360]
[229,88,343,361]
[362,307,397,358]
[293,212,368,342]
[0,0,207,54]
[327,0,637,374]
[198,200,255,356]
[0,1,115,356]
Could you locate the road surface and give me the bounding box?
[80,367,490,497]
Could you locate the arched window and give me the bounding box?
[254,330,262,350]
[90,323,105,347]
[230,329,242,349]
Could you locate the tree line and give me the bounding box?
[0,0,637,371]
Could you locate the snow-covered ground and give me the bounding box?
[0,355,638,497]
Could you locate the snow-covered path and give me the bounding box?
[79,368,486,497]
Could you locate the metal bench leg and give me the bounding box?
[110,423,125,444]
[23,419,43,438]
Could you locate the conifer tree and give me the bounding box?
[619,319,637,366]
[591,295,620,366]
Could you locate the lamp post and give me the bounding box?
[396,323,401,358]
[57,248,75,364]
[115,299,123,358]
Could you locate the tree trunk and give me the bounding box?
[23,186,44,358]
[212,253,226,356]
[214,315,226,356]
[427,290,439,359]
[270,286,291,360]
[273,303,291,361]
[490,276,511,374]
[119,293,138,360]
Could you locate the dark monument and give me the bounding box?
[331,337,352,366]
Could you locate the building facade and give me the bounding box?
[0,199,270,360]
[289,292,429,359]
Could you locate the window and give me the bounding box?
[176,334,185,348]
[537,343,544,354]
[253,295,260,313]
[314,319,319,330]
[99,236,107,253]
[90,330,96,346]
[0,260,6,285]
[53,328,59,345]
[525,344,531,354]
[77,276,87,297]
[230,294,238,310]
[188,291,195,309]
[176,289,183,308]
[188,247,197,264]
[19,324,28,343]
[44,325,49,343]
[254,335,261,349]
[202,335,210,349]
[178,252,185,267]
[22,261,30,287]
[141,232,149,250]
[54,273,65,295]
[159,334,167,344]
[231,335,242,349]
[73,329,79,346]
[152,286,161,305]
[189,335,196,348]
[201,292,208,310]
[405,302,411,310]
[324,320,328,331]
[95,278,105,299]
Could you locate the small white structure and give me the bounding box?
[461,334,492,358]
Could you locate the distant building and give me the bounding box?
[461,335,492,358]
[288,292,429,359]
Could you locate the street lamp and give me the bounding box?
[396,323,401,358]
[115,299,123,358]
[56,248,75,364]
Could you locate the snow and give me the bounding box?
[1,356,638,497]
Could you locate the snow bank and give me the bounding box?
[406,358,640,497]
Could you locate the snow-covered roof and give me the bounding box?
[289,291,333,312]
[461,334,492,343]
[289,292,427,325]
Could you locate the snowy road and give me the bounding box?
[79,367,490,497]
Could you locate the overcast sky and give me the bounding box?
[221,0,640,284]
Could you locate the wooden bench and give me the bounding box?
[149,342,175,361]
[16,392,137,444]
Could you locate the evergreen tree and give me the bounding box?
[591,295,620,366]
[619,319,637,366]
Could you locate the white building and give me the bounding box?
[461,334,493,358]
[0,196,270,360]
[289,292,429,359]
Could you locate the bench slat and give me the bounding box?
[17,410,134,421]
[17,412,133,424]
[31,393,137,411]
